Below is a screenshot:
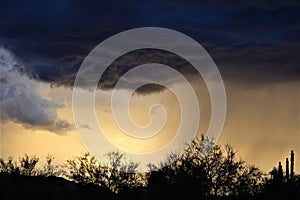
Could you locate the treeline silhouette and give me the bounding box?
[0,137,299,199]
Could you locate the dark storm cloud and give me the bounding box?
[210,43,300,84]
[9,44,300,95]
[0,0,299,94]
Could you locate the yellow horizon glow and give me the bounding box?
[0,80,299,173]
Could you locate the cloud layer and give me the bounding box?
[8,44,299,95]
[0,47,71,134]
[0,0,299,95]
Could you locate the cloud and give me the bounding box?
[0,0,299,95]
[10,43,300,95]
[78,123,92,130]
[8,47,199,94]
[210,43,300,84]
[0,47,72,134]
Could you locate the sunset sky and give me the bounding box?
[0,0,299,173]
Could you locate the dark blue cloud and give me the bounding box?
[0,0,299,90]
[1,0,299,43]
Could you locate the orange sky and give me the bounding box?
[1,79,299,173]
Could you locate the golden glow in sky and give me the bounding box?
[1,78,299,173]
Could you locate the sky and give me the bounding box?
[0,0,299,173]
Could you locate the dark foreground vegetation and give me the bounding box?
[1,137,299,199]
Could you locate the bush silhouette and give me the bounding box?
[0,154,39,176]
[1,138,299,199]
[147,137,265,198]
[66,151,146,193]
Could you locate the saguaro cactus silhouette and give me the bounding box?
[285,158,289,182]
[290,150,294,181]
[278,162,283,184]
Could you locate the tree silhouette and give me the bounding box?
[147,137,265,198]
[37,155,63,177]
[18,154,39,176]
[66,151,146,193]
[0,143,298,199]
[104,151,146,192]
[0,156,19,174]
[66,152,109,186]
[0,154,39,176]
